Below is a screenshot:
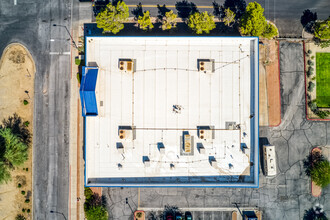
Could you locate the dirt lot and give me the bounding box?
[259,40,281,126]
[0,44,35,219]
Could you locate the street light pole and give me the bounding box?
[232,202,244,219]
[53,24,78,49]
[50,210,67,220]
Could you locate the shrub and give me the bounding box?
[15,214,26,220]
[25,199,30,203]
[22,208,26,212]
[21,191,25,195]
[23,121,29,127]
[308,81,315,92]
[18,183,22,188]
[308,101,317,112]
[25,168,28,172]
[308,49,312,54]
[23,168,25,170]
[23,100,29,105]
[27,209,30,213]
[311,76,316,80]
[75,58,81,66]
[311,55,315,59]
[77,73,81,84]
[316,110,330,119]
[307,69,313,77]
[307,60,314,65]
[310,160,330,188]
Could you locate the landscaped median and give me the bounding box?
[0,43,35,220]
[304,41,330,120]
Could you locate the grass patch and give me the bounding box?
[316,53,330,107]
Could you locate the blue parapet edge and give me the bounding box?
[83,36,260,188]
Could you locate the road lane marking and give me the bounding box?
[14,0,17,5]
[49,52,71,55]
[127,4,213,9]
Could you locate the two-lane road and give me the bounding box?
[0,0,75,219]
[123,0,330,36]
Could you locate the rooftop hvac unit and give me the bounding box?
[183,134,192,153]
[198,59,214,74]
[198,129,213,140]
[118,127,134,141]
[118,59,134,73]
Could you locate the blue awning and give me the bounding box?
[80,66,98,116]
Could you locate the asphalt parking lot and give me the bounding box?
[103,41,330,220]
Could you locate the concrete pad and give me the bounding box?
[259,44,269,126]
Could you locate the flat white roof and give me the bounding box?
[84,37,259,186]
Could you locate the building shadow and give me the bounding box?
[175,0,198,20]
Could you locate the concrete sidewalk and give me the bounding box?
[68,1,93,220]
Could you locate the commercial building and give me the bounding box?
[81,36,259,187]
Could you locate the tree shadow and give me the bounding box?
[0,113,31,145]
[175,0,198,19]
[301,9,317,33]
[132,3,143,20]
[93,0,110,16]
[212,1,222,18]
[222,0,246,19]
[303,207,328,220]
[157,4,171,20]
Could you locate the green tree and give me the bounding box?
[84,187,108,220]
[311,160,330,188]
[0,162,11,184]
[85,206,108,220]
[187,11,216,34]
[223,8,235,27]
[96,1,129,34]
[138,11,154,31]
[263,23,278,39]
[161,10,178,30]
[314,17,330,40]
[0,128,28,167]
[239,2,267,36]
